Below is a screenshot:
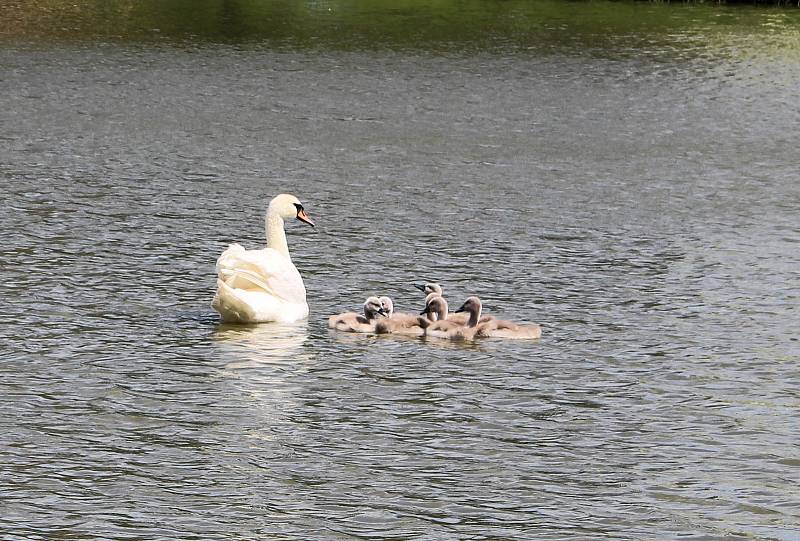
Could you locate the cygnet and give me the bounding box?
[328,297,387,333]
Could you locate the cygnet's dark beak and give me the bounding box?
[294,203,315,227]
[414,284,427,293]
[378,308,389,317]
[454,304,467,313]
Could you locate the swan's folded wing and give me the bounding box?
[216,245,306,304]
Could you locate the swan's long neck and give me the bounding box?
[436,300,449,322]
[265,208,290,258]
[467,305,481,327]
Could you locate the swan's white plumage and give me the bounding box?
[212,194,313,324]
[213,245,308,323]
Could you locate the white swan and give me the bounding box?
[212,193,315,323]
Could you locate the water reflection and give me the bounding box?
[214,321,309,370]
[329,327,492,352]
[326,328,380,347]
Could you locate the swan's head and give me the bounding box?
[378,296,394,317]
[424,292,441,305]
[455,296,482,315]
[420,295,448,321]
[414,282,443,297]
[364,296,388,319]
[269,193,315,227]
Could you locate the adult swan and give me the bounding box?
[212,194,315,323]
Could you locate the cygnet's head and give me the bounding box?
[378,296,394,317]
[424,292,441,305]
[363,296,387,319]
[268,193,315,227]
[455,296,482,315]
[420,296,448,321]
[414,282,443,297]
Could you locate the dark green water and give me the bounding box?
[1,1,799,540]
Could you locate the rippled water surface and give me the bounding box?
[1,1,799,539]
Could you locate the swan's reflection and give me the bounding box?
[213,321,309,370]
[210,322,311,449]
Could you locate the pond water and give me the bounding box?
[1,1,799,539]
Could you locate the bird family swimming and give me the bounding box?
[210,195,541,339]
[344,284,541,341]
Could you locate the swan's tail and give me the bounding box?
[212,279,257,323]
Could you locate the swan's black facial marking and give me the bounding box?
[294,202,315,227]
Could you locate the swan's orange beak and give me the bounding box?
[296,208,315,227]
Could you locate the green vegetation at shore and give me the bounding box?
[3,0,800,56]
